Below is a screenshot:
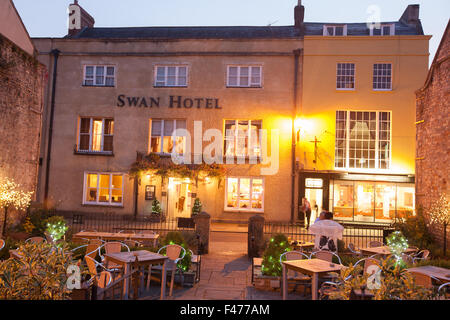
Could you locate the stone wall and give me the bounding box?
[415,23,450,247]
[0,34,46,230]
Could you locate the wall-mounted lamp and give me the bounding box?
[294,118,312,142]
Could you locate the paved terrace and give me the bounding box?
[140,230,306,300]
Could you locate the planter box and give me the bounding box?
[169,272,197,287]
[253,269,280,291]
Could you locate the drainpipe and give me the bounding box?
[291,49,301,223]
[43,49,60,209]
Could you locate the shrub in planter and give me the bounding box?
[46,216,68,243]
[191,198,202,217]
[261,233,290,277]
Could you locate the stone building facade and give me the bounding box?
[415,20,450,245]
[0,0,46,231]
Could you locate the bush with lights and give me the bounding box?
[45,216,68,243]
[386,231,408,266]
[261,233,290,277]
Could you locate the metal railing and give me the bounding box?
[57,211,196,240]
[264,221,394,249]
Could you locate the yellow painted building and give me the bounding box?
[297,5,430,224]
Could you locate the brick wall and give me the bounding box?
[415,24,450,247]
[0,34,46,230]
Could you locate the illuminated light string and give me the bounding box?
[386,231,408,264]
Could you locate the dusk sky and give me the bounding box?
[12,0,450,64]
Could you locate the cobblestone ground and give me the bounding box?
[140,230,306,300]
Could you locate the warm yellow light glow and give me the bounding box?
[294,118,313,134]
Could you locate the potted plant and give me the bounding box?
[150,199,165,222]
[191,198,202,217]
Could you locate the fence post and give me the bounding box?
[248,215,265,259]
[193,211,210,255]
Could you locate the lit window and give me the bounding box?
[83,66,115,86]
[373,63,392,90]
[323,25,347,36]
[336,63,355,90]
[154,66,188,87]
[150,119,186,155]
[334,111,391,170]
[84,173,123,205]
[78,118,114,153]
[224,120,262,158]
[225,177,264,212]
[227,66,262,88]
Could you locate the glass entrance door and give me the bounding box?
[305,188,323,224]
[167,178,191,221]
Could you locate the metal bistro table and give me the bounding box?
[73,231,159,247]
[407,266,450,283]
[360,245,417,258]
[104,250,168,300]
[282,258,346,300]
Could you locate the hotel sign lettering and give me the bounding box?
[117,95,222,109]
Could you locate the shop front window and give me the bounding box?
[332,181,354,221]
[375,183,396,222]
[397,184,415,219]
[354,182,375,222]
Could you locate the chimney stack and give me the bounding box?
[294,0,305,30]
[399,4,423,35]
[68,1,95,37]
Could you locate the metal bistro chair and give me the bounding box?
[84,255,114,299]
[72,238,104,260]
[280,251,311,296]
[189,249,202,283]
[99,242,130,271]
[25,236,47,244]
[348,243,362,257]
[309,250,343,265]
[412,250,430,264]
[438,282,450,300]
[155,244,186,297]
[368,241,383,248]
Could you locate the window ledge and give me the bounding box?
[82,85,115,88]
[153,85,188,88]
[224,209,264,214]
[226,86,262,89]
[82,203,124,208]
[74,150,114,156]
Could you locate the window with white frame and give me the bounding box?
[225,177,264,211]
[336,63,355,90]
[323,25,347,36]
[83,66,115,86]
[154,65,188,87]
[84,172,123,205]
[370,24,395,36]
[78,118,114,153]
[224,120,262,158]
[334,111,391,170]
[150,119,187,154]
[227,66,262,88]
[373,63,392,90]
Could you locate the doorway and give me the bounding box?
[305,188,323,224]
[167,178,191,221]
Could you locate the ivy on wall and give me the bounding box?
[129,152,227,188]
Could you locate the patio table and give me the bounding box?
[407,266,450,283]
[104,250,168,300]
[282,258,346,300]
[360,245,416,258]
[72,231,159,246]
[289,241,315,252]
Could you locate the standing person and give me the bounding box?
[298,198,306,225]
[303,197,312,229]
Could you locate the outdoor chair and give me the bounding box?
[84,255,115,299]
[438,282,450,299]
[189,249,202,283]
[348,243,361,257]
[309,250,343,265]
[280,251,311,296]
[99,242,130,270]
[0,239,5,251]
[72,238,104,259]
[368,241,383,248]
[25,236,47,244]
[353,255,381,277]
[412,250,430,264]
[123,239,143,248]
[154,244,186,296]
